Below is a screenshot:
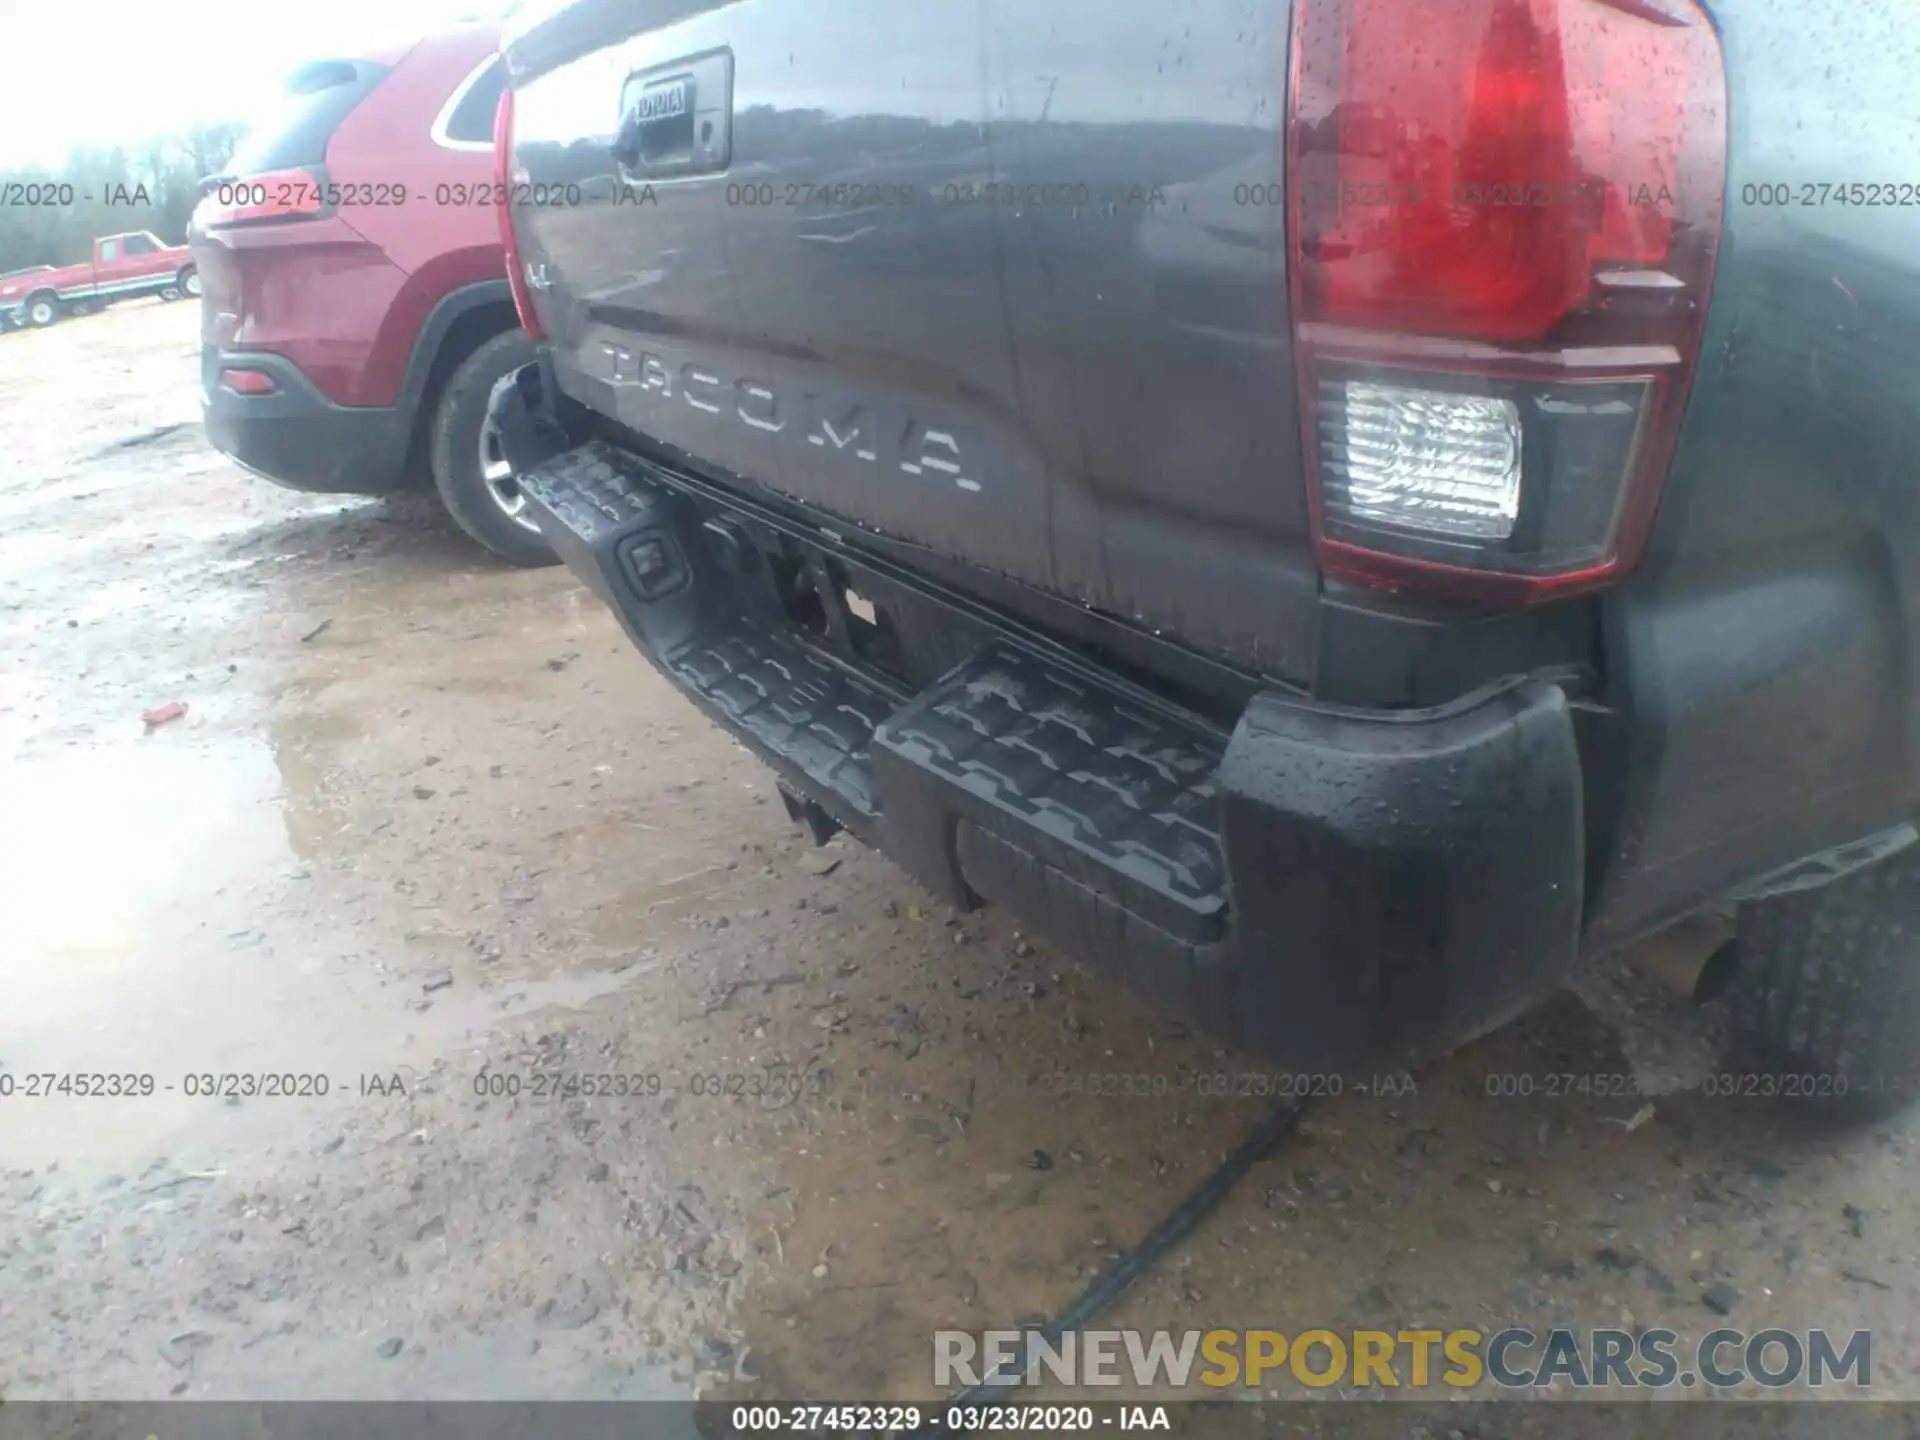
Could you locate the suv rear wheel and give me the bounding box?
[1727,844,1920,1117]
[428,329,557,567]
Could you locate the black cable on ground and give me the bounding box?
[914,1094,1312,1434]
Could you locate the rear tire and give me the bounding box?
[177,266,200,299]
[26,292,58,328]
[428,328,557,567]
[1727,844,1920,1117]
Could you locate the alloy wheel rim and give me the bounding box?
[479,415,540,533]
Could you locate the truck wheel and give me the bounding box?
[177,266,200,299]
[1727,844,1920,1116]
[25,292,58,328]
[428,329,557,567]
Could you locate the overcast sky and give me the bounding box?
[0,0,503,170]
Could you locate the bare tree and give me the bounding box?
[0,121,248,273]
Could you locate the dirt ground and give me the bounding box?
[1,300,1915,1415]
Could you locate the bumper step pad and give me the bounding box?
[514,441,1224,938]
[669,623,888,820]
[875,645,1227,942]
[514,442,891,831]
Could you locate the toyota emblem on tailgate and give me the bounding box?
[611,50,733,178]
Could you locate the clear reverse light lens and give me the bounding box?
[1325,382,1522,542]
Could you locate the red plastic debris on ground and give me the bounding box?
[141,700,189,728]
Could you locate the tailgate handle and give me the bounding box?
[609,109,648,171]
[612,50,733,180]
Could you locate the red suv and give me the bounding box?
[192,24,553,565]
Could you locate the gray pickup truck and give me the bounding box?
[487,0,1920,1115]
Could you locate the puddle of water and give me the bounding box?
[0,728,661,1175]
[0,733,629,1175]
[0,737,303,1163]
[0,735,293,1002]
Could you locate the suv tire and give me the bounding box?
[428,329,557,567]
[1729,845,1920,1116]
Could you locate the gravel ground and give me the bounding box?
[1,302,1914,1414]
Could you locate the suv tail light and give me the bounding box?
[1288,0,1726,605]
[192,167,331,229]
[193,58,391,233]
[218,367,279,395]
[494,85,547,342]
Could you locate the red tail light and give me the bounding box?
[493,84,547,343]
[192,168,330,229]
[219,368,279,395]
[1289,0,1726,604]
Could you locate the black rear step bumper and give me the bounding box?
[496,387,1586,1069]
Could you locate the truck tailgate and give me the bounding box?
[504,0,1318,681]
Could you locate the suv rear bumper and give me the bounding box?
[493,377,1587,1069]
[201,347,412,495]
